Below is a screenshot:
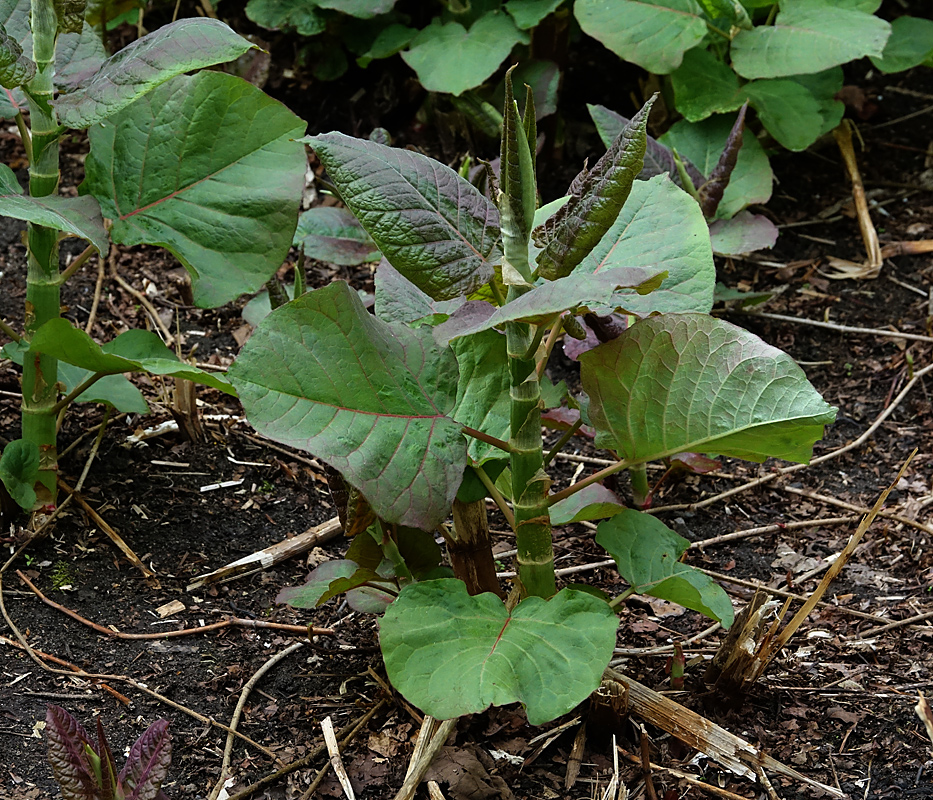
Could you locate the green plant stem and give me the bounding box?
[56,244,96,284]
[22,0,63,504]
[488,278,505,307]
[608,586,637,610]
[535,315,564,379]
[0,318,21,342]
[473,464,514,529]
[49,372,109,416]
[506,289,555,598]
[374,522,413,583]
[461,426,513,453]
[629,463,650,508]
[14,110,32,164]
[547,458,632,506]
[542,418,583,468]
[705,21,733,40]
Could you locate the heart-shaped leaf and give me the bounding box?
[870,15,933,73]
[84,70,306,308]
[0,164,108,253]
[29,320,236,394]
[731,1,889,79]
[306,132,500,301]
[596,509,734,626]
[401,12,526,96]
[574,0,707,74]
[580,313,837,464]
[574,175,715,315]
[229,282,466,529]
[381,579,618,725]
[54,18,256,128]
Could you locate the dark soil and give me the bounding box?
[2,16,933,800]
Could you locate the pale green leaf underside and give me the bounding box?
[580,313,837,465]
[597,510,734,626]
[731,1,890,79]
[54,18,256,129]
[84,71,306,308]
[306,132,500,301]
[29,320,236,394]
[381,580,618,725]
[574,0,707,74]
[0,165,108,253]
[401,11,527,96]
[575,175,715,315]
[229,282,466,530]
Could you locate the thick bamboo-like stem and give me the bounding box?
[21,0,62,503]
[507,303,555,598]
[448,498,503,597]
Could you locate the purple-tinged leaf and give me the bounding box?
[499,65,536,242]
[54,18,256,129]
[709,212,779,257]
[587,103,705,190]
[306,132,500,301]
[550,484,625,526]
[54,0,85,34]
[670,453,720,474]
[541,407,595,439]
[45,706,97,800]
[229,281,466,530]
[0,29,35,87]
[95,718,117,800]
[294,207,380,267]
[580,314,837,465]
[534,97,655,280]
[435,268,663,344]
[374,260,465,326]
[120,720,171,800]
[698,103,747,219]
[562,322,601,361]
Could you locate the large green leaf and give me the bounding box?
[671,48,744,122]
[534,98,653,280]
[580,313,837,464]
[574,0,707,74]
[401,12,526,96]
[0,26,34,88]
[84,70,306,308]
[596,510,734,626]
[745,79,824,151]
[450,329,511,464]
[0,165,108,253]
[660,114,772,219]
[731,0,890,79]
[229,282,467,530]
[306,132,500,301]
[29,320,236,393]
[505,0,565,29]
[870,16,933,73]
[436,268,662,343]
[246,0,325,36]
[789,68,844,139]
[54,19,256,129]
[574,175,715,315]
[381,579,618,725]
[294,207,381,266]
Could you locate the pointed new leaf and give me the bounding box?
[575,175,715,315]
[0,439,40,509]
[596,510,734,626]
[54,18,256,128]
[229,282,467,529]
[575,0,707,74]
[306,133,500,301]
[84,71,306,308]
[54,0,85,34]
[698,103,746,219]
[499,65,537,245]
[435,268,662,344]
[30,320,236,394]
[580,314,837,465]
[588,104,705,190]
[381,580,618,724]
[731,1,889,79]
[118,720,171,800]
[45,706,97,800]
[0,26,34,87]
[294,207,380,267]
[534,97,654,280]
[0,165,108,253]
